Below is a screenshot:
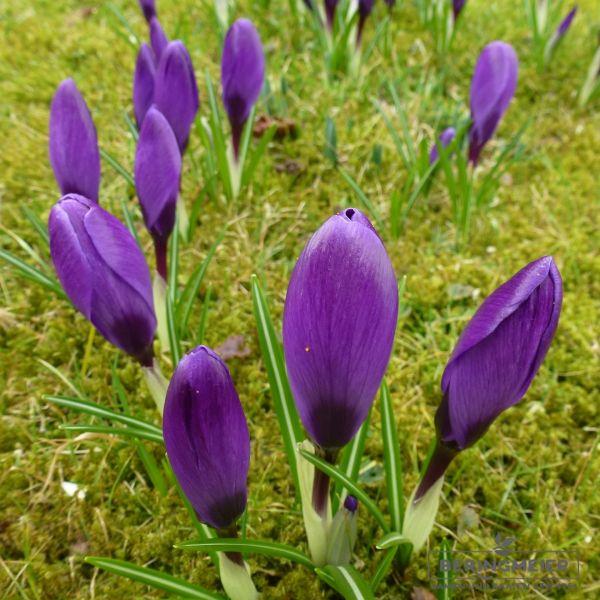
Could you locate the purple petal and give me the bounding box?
[324,0,339,29]
[437,256,563,449]
[154,41,199,152]
[133,43,156,129]
[134,107,181,244]
[429,126,456,164]
[150,17,168,63]
[221,18,265,153]
[556,6,577,38]
[49,79,101,202]
[49,194,156,363]
[453,0,467,20]
[163,346,250,529]
[468,41,518,164]
[283,208,398,450]
[138,0,156,23]
[357,0,375,44]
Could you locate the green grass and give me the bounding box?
[1,0,599,598]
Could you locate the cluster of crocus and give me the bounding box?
[163,346,257,599]
[221,19,265,161]
[403,256,563,552]
[283,207,398,564]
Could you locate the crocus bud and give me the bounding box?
[357,0,375,46]
[324,0,338,30]
[163,346,250,530]
[384,0,395,8]
[429,127,456,164]
[221,19,265,160]
[138,0,156,23]
[453,0,467,20]
[283,208,398,450]
[150,17,168,63]
[49,79,101,203]
[134,107,181,280]
[133,43,156,128]
[48,194,156,365]
[468,41,518,165]
[545,6,578,63]
[326,496,358,565]
[418,256,563,500]
[154,41,199,152]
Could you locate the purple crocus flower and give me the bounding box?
[163,346,250,530]
[468,41,518,165]
[283,208,398,450]
[556,6,577,37]
[134,107,181,280]
[416,256,562,499]
[138,0,156,23]
[49,79,101,203]
[357,0,375,46]
[453,0,467,20]
[150,17,169,63]
[154,41,199,152]
[221,19,265,160]
[48,194,156,365]
[133,43,156,128]
[429,127,456,164]
[324,0,338,30]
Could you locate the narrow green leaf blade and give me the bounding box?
[100,148,135,187]
[316,565,375,600]
[0,249,66,298]
[338,168,384,231]
[375,531,413,550]
[85,557,223,599]
[61,424,163,444]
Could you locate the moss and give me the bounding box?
[1,0,599,598]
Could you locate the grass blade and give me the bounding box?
[436,538,453,600]
[85,557,223,599]
[0,249,65,298]
[316,565,375,600]
[380,381,403,531]
[370,547,397,592]
[21,207,49,246]
[338,168,384,231]
[375,531,413,550]
[166,291,181,365]
[100,148,135,187]
[250,275,303,498]
[242,125,277,188]
[176,539,313,570]
[297,448,390,533]
[61,424,163,444]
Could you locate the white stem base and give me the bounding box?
[218,552,258,600]
[141,360,169,414]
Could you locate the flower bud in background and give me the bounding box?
[154,41,199,152]
[544,6,578,64]
[326,496,358,566]
[49,79,101,202]
[150,17,169,63]
[468,41,518,165]
[138,0,156,23]
[283,208,398,451]
[384,0,395,9]
[324,0,338,31]
[133,43,156,128]
[48,194,156,365]
[428,127,456,164]
[453,0,467,20]
[417,256,563,501]
[163,346,250,530]
[221,19,265,160]
[134,107,181,280]
[357,0,375,47]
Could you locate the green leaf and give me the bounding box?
[85,557,223,599]
[324,117,337,165]
[242,124,277,188]
[45,395,161,435]
[38,360,84,398]
[250,275,303,498]
[21,206,49,246]
[316,565,375,600]
[195,285,212,345]
[100,148,135,187]
[338,168,385,231]
[61,424,163,444]
[0,248,66,298]
[380,381,403,531]
[375,531,413,550]
[166,291,181,365]
[297,448,390,533]
[436,538,453,600]
[370,547,397,592]
[176,538,314,571]
[120,198,141,247]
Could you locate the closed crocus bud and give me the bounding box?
[49,79,101,203]
[453,0,467,20]
[324,0,338,30]
[545,6,578,63]
[221,19,265,160]
[154,41,199,152]
[283,208,398,451]
[326,496,358,566]
[48,194,156,365]
[150,17,168,63]
[557,6,577,37]
[139,0,156,23]
[468,41,518,165]
[429,127,456,164]
[133,43,156,128]
[417,256,563,500]
[134,107,181,280]
[163,346,250,530]
[357,0,375,46]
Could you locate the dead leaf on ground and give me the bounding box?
[411,587,436,600]
[253,115,298,140]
